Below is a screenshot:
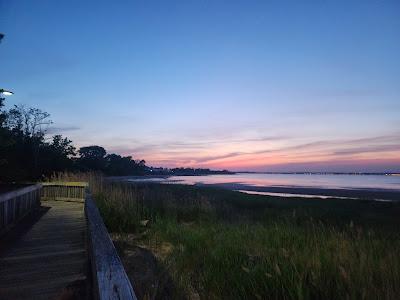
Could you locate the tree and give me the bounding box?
[0,95,6,127]
[6,105,52,137]
[51,135,76,157]
[0,95,11,169]
[4,105,53,178]
[39,135,76,175]
[77,146,106,171]
[1,100,149,181]
[104,154,147,175]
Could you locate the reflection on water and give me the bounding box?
[166,173,400,190]
[235,190,354,199]
[128,173,400,191]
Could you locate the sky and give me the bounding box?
[1,0,399,172]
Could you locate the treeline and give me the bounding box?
[0,99,147,182]
[149,167,233,176]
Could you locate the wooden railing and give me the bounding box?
[0,182,136,299]
[85,190,137,300]
[41,182,88,201]
[42,182,137,300]
[0,184,41,235]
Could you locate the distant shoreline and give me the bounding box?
[237,171,400,176]
[110,171,400,180]
[109,174,400,201]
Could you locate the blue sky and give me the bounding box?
[1,0,399,171]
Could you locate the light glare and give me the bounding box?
[0,90,13,96]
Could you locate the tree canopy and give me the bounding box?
[0,100,147,182]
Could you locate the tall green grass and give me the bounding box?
[49,173,400,299]
[147,218,400,299]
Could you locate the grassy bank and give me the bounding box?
[50,173,400,299]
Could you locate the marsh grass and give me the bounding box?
[50,172,400,299]
[147,218,400,299]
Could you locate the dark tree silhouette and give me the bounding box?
[104,154,147,175]
[77,146,107,171]
[0,95,11,169]
[40,135,76,174]
[0,100,149,182]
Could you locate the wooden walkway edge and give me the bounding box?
[0,182,137,300]
[0,200,88,299]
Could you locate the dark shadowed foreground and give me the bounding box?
[0,200,88,299]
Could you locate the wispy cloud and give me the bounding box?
[333,144,400,155]
[194,152,245,163]
[251,158,400,173]
[105,134,289,154]
[47,126,80,134]
[97,132,400,172]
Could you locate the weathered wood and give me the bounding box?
[0,184,41,234]
[0,184,41,203]
[85,191,137,300]
[41,196,85,202]
[41,181,88,187]
[0,200,87,300]
[1,182,137,300]
[41,182,86,202]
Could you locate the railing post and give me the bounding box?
[3,202,6,228]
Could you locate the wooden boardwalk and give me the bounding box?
[0,200,88,300]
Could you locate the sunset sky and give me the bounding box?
[1,1,399,172]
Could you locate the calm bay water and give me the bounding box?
[129,173,400,191]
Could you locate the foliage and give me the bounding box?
[78,146,107,171]
[104,154,146,176]
[6,104,52,137]
[76,146,147,175]
[0,101,147,182]
[148,218,400,300]
[0,104,55,180]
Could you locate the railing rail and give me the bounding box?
[85,190,137,300]
[41,182,88,201]
[0,184,41,234]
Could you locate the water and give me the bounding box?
[235,190,350,199]
[127,173,400,200]
[129,173,400,191]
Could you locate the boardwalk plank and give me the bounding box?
[0,200,88,300]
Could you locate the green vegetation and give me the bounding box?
[0,99,147,182]
[52,173,400,299]
[149,219,399,300]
